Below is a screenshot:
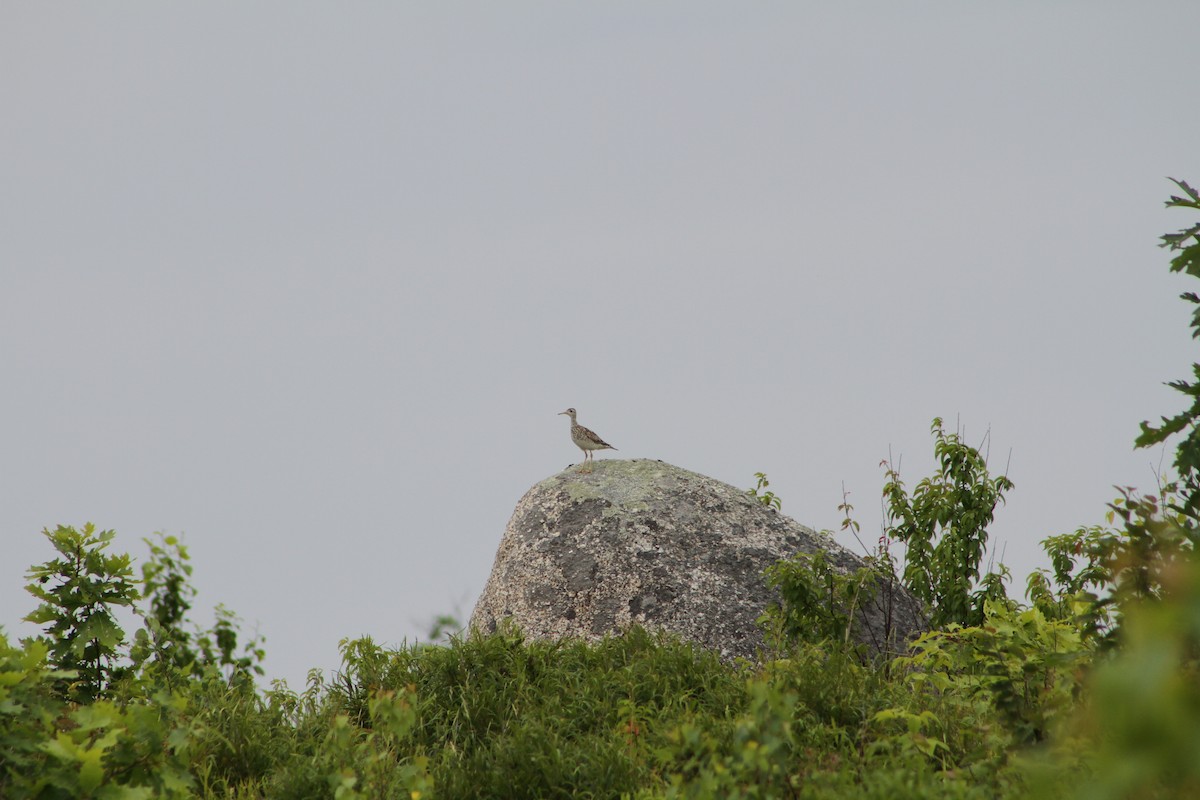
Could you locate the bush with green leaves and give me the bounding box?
[1026,522,1115,636]
[23,524,138,703]
[0,630,197,800]
[1024,532,1200,799]
[761,550,889,657]
[326,626,746,799]
[0,635,72,797]
[1137,177,1200,524]
[130,533,266,692]
[883,418,1014,628]
[4,526,277,799]
[1028,488,1195,651]
[893,601,1089,747]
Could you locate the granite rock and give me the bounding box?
[469,459,927,660]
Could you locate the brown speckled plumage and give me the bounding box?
[558,408,616,472]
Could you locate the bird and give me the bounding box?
[558,408,617,472]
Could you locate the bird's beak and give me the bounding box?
[557,411,567,416]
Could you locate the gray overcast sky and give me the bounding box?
[3,3,1199,688]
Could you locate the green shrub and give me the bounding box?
[1136,177,1200,522]
[0,631,196,799]
[761,550,888,658]
[893,602,1090,747]
[882,418,1014,628]
[328,626,745,799]
[23,524,138,703]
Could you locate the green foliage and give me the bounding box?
[1067,560,1200,800]
[5,526,281,799]
[1103,489,1196,609]
[644,637,1026,799]
[424,613,463,644]
[748,472,782,510]
[0,630,196,799]
[313,687,433,800]
[131,532,200,682]
[1137,178,1200,523]
[652,679,800,799]
[195,604,267,688]
[883,418,1014,628]
[1026,488,1196,650]
[1024,549,1200,799]
[141,533,196,645]
[774,639,888,734]
[0,635,72,796]
[1027,523,1114,634]
[895,602,1090,746]
[0,519,1193,800]
[23,523,139,702]
[128,533,266,693]
[762,550,883,656]
[760,483,908,660]
[327,626,745,799]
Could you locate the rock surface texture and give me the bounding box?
[470,460,927,660]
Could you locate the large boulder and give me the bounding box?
[470,460,926,660]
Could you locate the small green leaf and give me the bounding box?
[78,747,105,791]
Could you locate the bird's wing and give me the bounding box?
[580,426,615,449]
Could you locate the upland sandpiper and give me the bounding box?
[558,408,617,472]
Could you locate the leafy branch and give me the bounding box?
[1136,177,1200,525]
[748,472,782,511]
